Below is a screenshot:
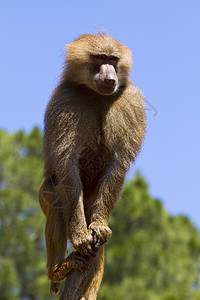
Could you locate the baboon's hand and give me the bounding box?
[70,229,96,257]
[89,221,112,250]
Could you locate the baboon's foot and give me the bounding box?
[50,281,60,296]
[50,251,88,283]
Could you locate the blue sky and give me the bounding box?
[1,1,200,227]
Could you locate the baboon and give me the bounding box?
[39,32,146,300]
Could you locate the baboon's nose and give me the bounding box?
[104,78,116,87]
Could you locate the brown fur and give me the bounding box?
[39,32,146,300]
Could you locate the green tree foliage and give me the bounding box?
[0,128,200,300]
[0,127,50,300]
[99,174,200,300]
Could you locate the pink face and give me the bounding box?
[92,54,119,95]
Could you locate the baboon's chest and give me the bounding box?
[78,144,108,185]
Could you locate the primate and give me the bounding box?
[39,32,146,300]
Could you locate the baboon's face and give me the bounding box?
[91,54,119,95]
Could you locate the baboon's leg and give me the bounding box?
[39,179,68,294]
[39,178,89,295]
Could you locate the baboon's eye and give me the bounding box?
[95,54,108,60]
[91,54,108,65]
[91,54,119,66]
[109,56,119,63]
